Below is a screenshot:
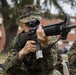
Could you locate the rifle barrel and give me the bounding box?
[63,25,76,29]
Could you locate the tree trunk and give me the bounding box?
[0,0,18,53]
[2,25,18,53]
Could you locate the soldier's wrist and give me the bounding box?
[19,48,27,60]
[41,36,51,48]
[41,41,50,48]
[41,37,50,48]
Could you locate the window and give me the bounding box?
[69,41,73,45]
[0,31,2,37]
[63,41,69,44]
[58,41,62,45]
[70,18,75,22]
[0,18,3,24]
[70,30,75,34]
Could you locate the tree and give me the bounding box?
[1,0,76,52]
[38,0,76,19]
[1,0,34,52]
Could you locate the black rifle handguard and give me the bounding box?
[19,15,76,49]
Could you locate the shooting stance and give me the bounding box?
[3,5,62,75]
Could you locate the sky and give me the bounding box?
[40,0,76,16]
[7,0,76,17]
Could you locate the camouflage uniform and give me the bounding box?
[68,40,76,75]
[3,5,62,75]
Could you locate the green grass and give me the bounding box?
[0,53,8,63]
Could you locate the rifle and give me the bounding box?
[19,15,76,59]
[27,15,76,40]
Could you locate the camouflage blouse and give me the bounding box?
[3,32,60,75]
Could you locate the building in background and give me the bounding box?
[58,16,76,51]
[0,13,6,52]
[1,15,76,52]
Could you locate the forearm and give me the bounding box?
[40,36,51,48]
[42,38,59,67]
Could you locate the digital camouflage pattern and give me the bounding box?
[0,69,9,75]
[19,5,42,23]
[3,32,62,75]
[68,40,76,75]
[2,5,62,75]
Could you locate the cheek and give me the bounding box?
[24,27,30,32]
[23,27,26,31]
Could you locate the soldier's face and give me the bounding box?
[20,23,31,32]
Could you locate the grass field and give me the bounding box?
[0,53,8,64]
[0,53,68,64]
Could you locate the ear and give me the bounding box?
[19,23,23,29]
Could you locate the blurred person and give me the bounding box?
[3,5,62,75]
[68,41,76,75]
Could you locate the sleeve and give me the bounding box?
[3,35,23,74]
[43,36,59,69]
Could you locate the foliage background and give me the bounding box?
[0,0,76,52]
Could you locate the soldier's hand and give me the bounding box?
[36,25,50,48]
[19,40,36,60]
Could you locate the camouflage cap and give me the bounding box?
[19,5,42,23]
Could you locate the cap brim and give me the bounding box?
[20,15,42,23]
